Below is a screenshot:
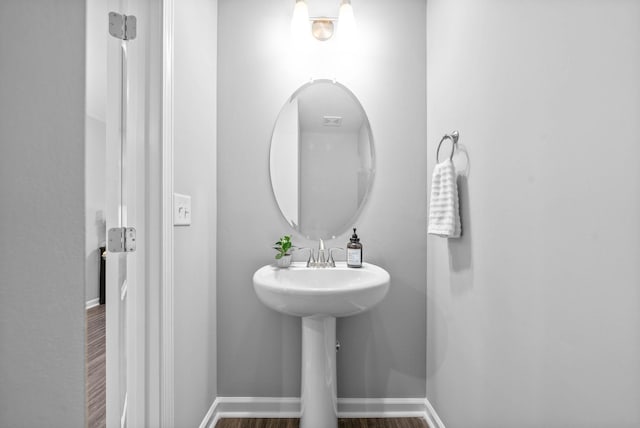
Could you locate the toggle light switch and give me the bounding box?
[174,193,192,226]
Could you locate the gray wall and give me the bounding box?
[426,0,640,427]
[218,0,427,398]
[0,1,86,426]
[174,0,218,425]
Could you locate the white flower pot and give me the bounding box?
[276,254,292,268]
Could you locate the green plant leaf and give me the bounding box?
[273,235,294,258]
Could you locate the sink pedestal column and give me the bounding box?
[301,316,337,428]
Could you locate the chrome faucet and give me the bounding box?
[327,247,344,267]
[303,240,343,268]
[299,241,344,268]
[297,247,315,267]
[316,239,326,267]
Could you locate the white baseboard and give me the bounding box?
[339,398,427,418]
[86,298,100,309]
[424,398,446,428]
[200,396,440,428]
[199,398,219,428]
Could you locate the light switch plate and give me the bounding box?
[174,193,192,226]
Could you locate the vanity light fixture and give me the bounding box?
[337,0,356,41]
[291,0,310,41]
[291,0,357,42]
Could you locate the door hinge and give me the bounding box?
[109,12,137,40]
[108,227,137,253]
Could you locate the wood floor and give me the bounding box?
[86,304,106,428]
[216,418,429,428]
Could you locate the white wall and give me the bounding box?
[426,1,640,427]
[218,0,426,398]
[85,0,108,304]
[0,1,86,426]
[174,0,218,425]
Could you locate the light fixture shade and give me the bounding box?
[311,20,334,41]
[338,0,356,41]
[291,0,310,41]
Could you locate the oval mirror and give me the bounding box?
[269,80,375,240]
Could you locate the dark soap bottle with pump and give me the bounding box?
[347,228,363,268]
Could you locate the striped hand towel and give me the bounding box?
[428,159,461,238]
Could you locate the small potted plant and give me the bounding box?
[273,235,294,268]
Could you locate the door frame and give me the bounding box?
[137,0,176,425]
[122,0,175,424]
[104,0,175,425]
[159,0,175,426]
[104,0,152,426]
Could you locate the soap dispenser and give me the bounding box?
[347,228,363,268]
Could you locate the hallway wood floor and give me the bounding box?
[86,304,106,428]
[215,418,429,428]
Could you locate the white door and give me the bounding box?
[105,2,142,427]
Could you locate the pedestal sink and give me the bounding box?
[253,262,390,428]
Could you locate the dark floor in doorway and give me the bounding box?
[215,418,429,428]
[87,304,106,428]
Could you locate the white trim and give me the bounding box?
[85,298,100,309]
[120,392,128,428]
[215,397,301,419]
[120,279,128,301]
[160,0,175,426]
[339,398,427,418]
[199,397,432,427]
[198,398,220,428]
[143,0,164,425]
[424,398,446,428]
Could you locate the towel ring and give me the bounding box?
[436,131,460,163]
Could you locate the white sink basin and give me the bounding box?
[253,262,390,318]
